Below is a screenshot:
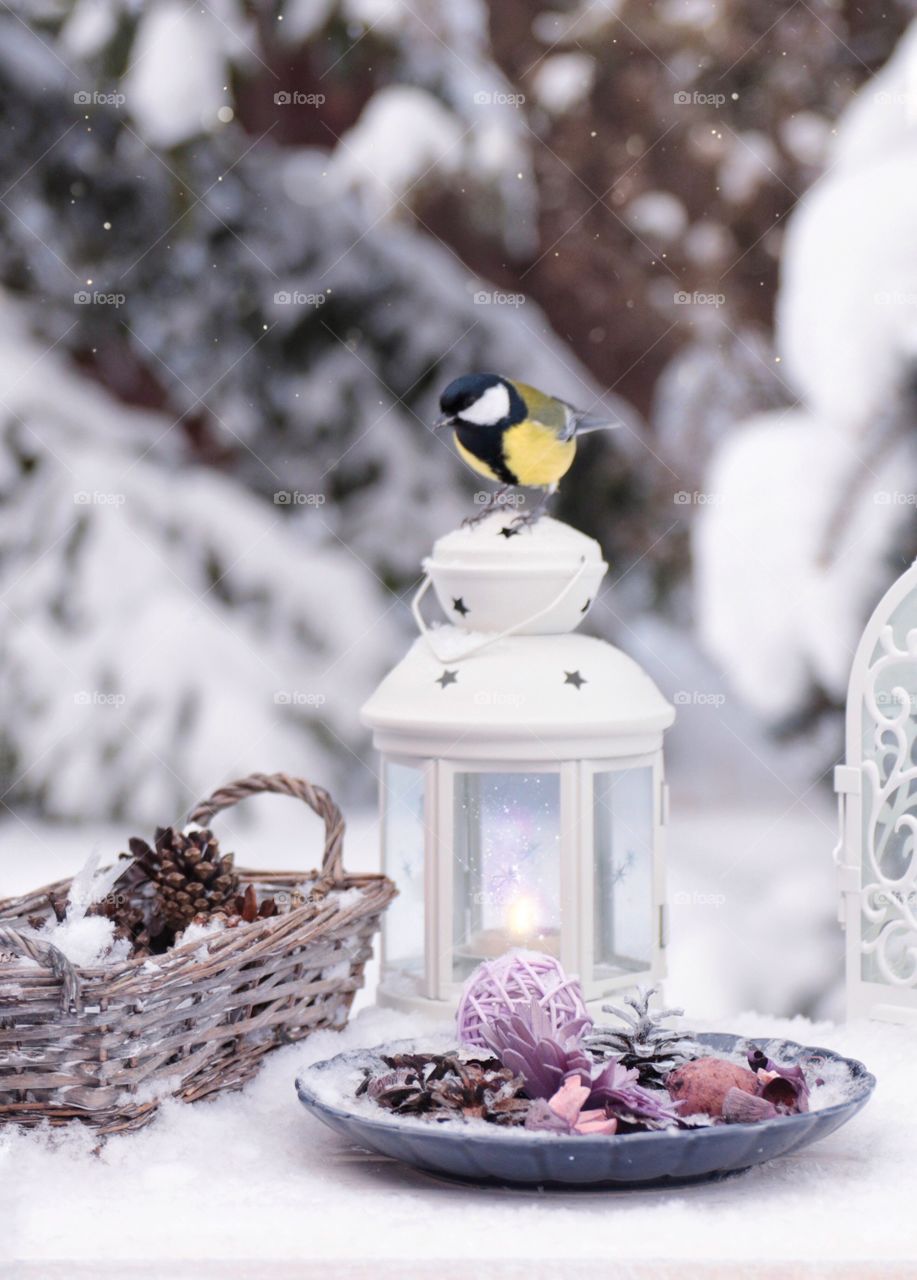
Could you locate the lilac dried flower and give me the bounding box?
[747,1047,810,1114]
[588,1058,684,1129]
[722,1087,779,1124]
[456,949,591,1049]
[480,997,593,1100]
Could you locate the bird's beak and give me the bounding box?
[432,413,453,431]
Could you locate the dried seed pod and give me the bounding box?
[666,1058,759,1119]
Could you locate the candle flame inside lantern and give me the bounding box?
[507,895,538,939]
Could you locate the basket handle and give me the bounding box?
[187,772,346,887]
[0,924,83,1014]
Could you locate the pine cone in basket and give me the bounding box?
[186,887,280,932]
[129,826,240,932]
[89,895,155,957]
[231,884,279,924]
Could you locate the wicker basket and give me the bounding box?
[0,772,396,1134]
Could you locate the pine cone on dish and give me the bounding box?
[360,1053,530,1125]
[585,985,699,1087]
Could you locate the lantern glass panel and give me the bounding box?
[382,759,425,992]
[452,770,561,980]
[593,766,654,978]
[860,589,917,985]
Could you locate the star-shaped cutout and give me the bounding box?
[452,597,469,617]
[436,669,458,688]
[580,598,591,614]
[564,670,587,689]
[498,525,520,540]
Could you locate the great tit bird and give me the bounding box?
[434,373,620,526]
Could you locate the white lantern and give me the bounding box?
[361,515,675,1013]
[835,557,917,1022]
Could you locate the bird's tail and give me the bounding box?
[572,411,625,435]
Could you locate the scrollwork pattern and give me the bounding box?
[861,623,917,984]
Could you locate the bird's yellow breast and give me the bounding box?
[502,420,576,488]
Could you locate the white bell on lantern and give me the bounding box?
[361,512,675,1013]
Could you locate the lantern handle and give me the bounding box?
[411,556,591,664]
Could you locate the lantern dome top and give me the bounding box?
[428,514,604,571]
[361,630,674,760]
[424,513,608,636]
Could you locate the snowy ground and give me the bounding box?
[0,999,910,1275]
[1,785,898,1275]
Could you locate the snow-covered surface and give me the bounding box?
[39,913,130,968]
[625,191,688,240]
[0,290,401,824]
[123,2,240,147]
[531,53,596,115]
[33,849,134,965]
[330,86,464,214]
[693,408,910,720]
[307,0,537,253]
[1,999,909,1271]
[0,788,900,1270]
[779,147,917,425]
[693,21,917,718]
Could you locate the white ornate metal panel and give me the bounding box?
[836,559,917,1022]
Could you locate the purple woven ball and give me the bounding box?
[456,949,591,1048]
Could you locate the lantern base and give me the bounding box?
[376,970,666,1018]
[375,979,456,1018]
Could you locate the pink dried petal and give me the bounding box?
[547,1074,591,1126]
[575,1111,618,1136]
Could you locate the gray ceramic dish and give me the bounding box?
[295,1032,875,1189]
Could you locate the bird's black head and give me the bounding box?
[436,373,523,430]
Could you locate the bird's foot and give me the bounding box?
[462,486,512,528]
[509,497,551,532]
[462,506,493,529]
[508,487,554,532]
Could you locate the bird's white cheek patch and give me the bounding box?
[458,383,511,425]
